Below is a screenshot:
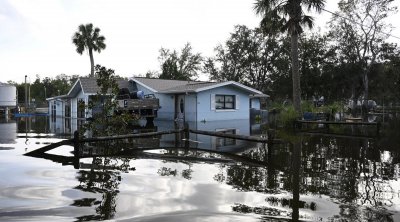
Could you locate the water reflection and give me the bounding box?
[0,118,17,144]
[2,116,400,221]
[73,157,133,221]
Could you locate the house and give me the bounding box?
[47,77,268,122]
[47,78,134,119]
[130,77,268,122]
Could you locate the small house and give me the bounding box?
[47,77,268,122]
[130,77,268,121]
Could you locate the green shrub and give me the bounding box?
[255,115,262,123]
[279,106,300,128]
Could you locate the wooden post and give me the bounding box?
[184,124,190,149]
[267,129,275,142]
[377,122,381,137]
[73,131,79,157]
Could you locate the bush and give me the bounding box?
[279,106,300,128]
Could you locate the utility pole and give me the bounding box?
[25,75,27,113]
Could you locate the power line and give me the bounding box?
[321,8,400,41]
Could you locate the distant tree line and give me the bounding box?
[7,74,79,106]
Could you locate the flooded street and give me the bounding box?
[0,116,400,221]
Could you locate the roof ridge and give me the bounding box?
[186,81,217,85]
[134,77,208,83]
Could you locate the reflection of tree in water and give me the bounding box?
[72,157,133,221]
[156,164,193,180]
[181,165,193,180]
[266,197,316,210]
[157,167,178,177]
[337,204,394,222]
[156,149,224,180]
[222,144,287,194]
[232,203,290,219]
[214,131,400,221]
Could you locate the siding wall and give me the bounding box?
[135,82,253,121]
[135,83,176,120]
[184,94,197,122]
[156,93,175,120]
[70,90,86,118]
[48,100,65,117]
[196,86,250,121]
[250,98,260,109]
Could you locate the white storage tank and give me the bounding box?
[0,83,17,107]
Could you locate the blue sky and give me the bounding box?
[1,0,399,84]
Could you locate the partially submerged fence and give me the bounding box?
[295,120,381,136]
[25,127,282,170]
[26,127,281,158]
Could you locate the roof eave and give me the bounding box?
[130,78,158,93]
[159,89,197,94]
[67,79,80,96]
[195,81,264,94]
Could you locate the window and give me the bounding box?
[215,95,235,109]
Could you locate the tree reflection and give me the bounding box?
[73,156,133,221]
[218,130,399,221]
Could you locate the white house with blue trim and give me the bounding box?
[47,77,268,122]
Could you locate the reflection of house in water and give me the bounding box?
[156,119,259,153]
[49,116,82,136]
[0,119,17,144]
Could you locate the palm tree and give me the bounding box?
[254,0,325,114]
[72,23,106,77]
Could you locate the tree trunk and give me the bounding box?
[291,33,302,114]
[89,48,94,77]
[363,71,369,104]
[362,71,369,120]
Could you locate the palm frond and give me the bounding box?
[72,23,106,54]
[301,15,314,30]
[303,0,325,13]
[253,0,280,16]
[260,9,287,34]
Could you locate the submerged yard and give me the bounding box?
[0,116,400,221]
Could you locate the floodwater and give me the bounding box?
[0,116,400,221]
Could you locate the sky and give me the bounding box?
[0,0,399,84]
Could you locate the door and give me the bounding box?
[175,94,185,121]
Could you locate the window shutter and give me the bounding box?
[211,94,215,110]
[235,96,240,110]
